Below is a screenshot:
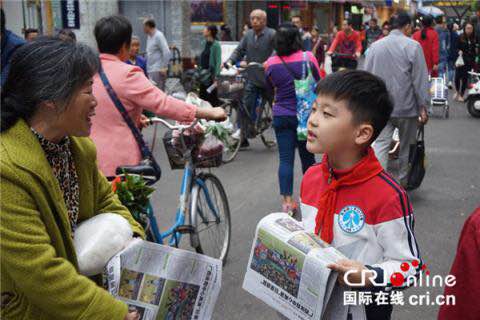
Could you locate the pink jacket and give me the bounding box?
[90,54,197,177]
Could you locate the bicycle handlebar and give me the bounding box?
[223,61,264,73]
[149,117,199,132]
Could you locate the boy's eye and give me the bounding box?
[323,111,332,117]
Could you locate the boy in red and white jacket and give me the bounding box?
[300,70,422,319]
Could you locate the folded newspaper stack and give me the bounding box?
[107,239,222,320]
[243,213,354,320]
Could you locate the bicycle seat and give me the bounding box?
[115,164,160,184]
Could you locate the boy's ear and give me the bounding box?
[354,123,374,146]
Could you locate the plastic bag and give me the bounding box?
[185,92,213,109]
[198,134,224,159]
[74,213,133,276]
[455,52,465,68]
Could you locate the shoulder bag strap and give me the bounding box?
[98,64,154,160]
[278,56,300,80]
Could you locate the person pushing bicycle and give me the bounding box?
[327,18,362,71]
[224,9,275,147]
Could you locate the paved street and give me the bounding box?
[147,94,479,320]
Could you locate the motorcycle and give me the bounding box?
[465,71,480,118]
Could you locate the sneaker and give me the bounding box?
[282,201,299,217]
[231,129,241,140]
[448,81,453,89]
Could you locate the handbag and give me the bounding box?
[455,52,465,68]
[406,125,426,191]
[279,52,317,140]
[98,64,161,184]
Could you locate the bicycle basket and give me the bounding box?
[162,131,222,170]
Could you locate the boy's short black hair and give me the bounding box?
[316,70,393,143]
[94,15,132,54]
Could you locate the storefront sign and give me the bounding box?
[61,0,80,29]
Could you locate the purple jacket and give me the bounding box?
[265,51,321,117]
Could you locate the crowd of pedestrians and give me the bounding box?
[1,5,479,320]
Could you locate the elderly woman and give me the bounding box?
[91,15,226,178]
[1,38,142,320]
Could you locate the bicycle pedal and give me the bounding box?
[174,225,195,234]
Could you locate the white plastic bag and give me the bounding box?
[455,52,465,68]
[74,213,133,276]
[185,92,213,109]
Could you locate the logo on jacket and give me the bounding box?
[338,205,365,234]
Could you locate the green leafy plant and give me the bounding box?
[111,173,155,227]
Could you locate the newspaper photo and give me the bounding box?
[107,239,222,320]
[243,213,350,320]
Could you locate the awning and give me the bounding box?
[418,6,445,17]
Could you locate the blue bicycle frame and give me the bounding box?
[146,159,221,247]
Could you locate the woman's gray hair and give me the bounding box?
[1,37,99,132]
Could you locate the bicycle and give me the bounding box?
[116,118,231,265]
[220,62,276,152]
[181,64,276,163]
[330,52,358,72]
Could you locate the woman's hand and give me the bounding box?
[195,107,227,121]
[124,311,140,320]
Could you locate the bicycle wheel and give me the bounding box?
[258,101,276,148]
[222,101,242,163]
[190,173,231,264]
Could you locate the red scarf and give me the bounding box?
[314,147,384,243]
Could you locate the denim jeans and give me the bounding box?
[438,60,448,80]
[447,60,455,84]
[273,116,316,196]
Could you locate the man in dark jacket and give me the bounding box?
[1,8,26,88]
[365,18,382,50]
[225,9,275,148]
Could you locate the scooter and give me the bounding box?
[465,71,480,118]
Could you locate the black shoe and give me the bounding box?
[240,139,250,149]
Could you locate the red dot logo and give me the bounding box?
[400,262,410,272]
[421,264,427,270]
[390,272,405,287]
[412,260,420,267]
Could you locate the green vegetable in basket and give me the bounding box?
[112,173,155,227]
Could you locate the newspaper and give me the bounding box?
[107,239,222,320]
[243,213,351,320]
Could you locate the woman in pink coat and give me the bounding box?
[90,15,225,177]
